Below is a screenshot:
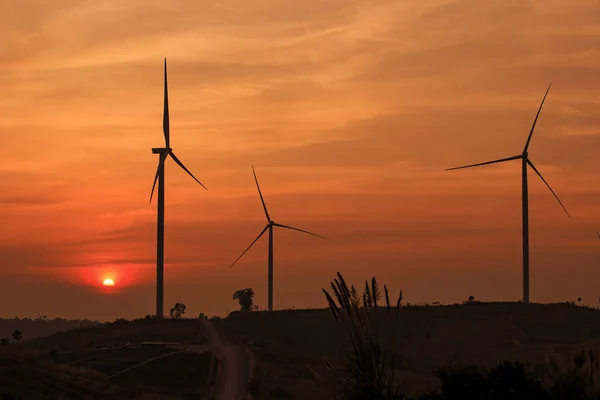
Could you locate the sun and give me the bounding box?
[102,278,115,287]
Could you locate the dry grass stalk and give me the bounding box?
[322,271,404,400]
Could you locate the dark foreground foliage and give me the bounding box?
[323,272,600,400]
[418,357,600,400]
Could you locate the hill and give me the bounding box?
[1,318,214,399]
[25,317,208,352]
[3,303,600,399]
[213,302,600,398]
[0,317,100,342]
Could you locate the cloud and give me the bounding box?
[245,105,600,172]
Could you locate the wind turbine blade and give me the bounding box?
[444,155,521,171]
[149,152,169,203]
[169,151,208,190]
[229,225,270,268]
[163,58,170,149]
[273,223,327,239]
[527,159,571,220]
[252,166,271,221]
[596,231,600,240]
[523,83,552,152]
[149,164,160,204]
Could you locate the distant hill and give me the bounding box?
[0,317,100,342]
[0,318,213,399]
[25,317,208,351]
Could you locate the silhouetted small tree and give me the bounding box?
[198,312,207,319]
[12,330,22,343]
[169,302,186,319]
[468,295,475,303]
[0,338,9,346]
[233,288,255,311]
[578,297,582,306]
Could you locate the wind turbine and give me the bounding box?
[445,83,571,304]
[149,59,208,318]
[596,232,600,240]
[229,166,326,311]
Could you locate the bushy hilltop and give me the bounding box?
[0,317,100,342]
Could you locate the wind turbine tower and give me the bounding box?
[445,84,571,304]
[229,166,326,311]
[149,59,208,318]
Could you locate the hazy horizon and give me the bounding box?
[2,0,599,321]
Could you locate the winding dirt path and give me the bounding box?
[200,318,250,400]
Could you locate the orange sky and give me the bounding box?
[1,0,599,321]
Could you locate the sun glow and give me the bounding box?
[102,278,115,287]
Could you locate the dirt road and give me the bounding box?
[200,318,250,400]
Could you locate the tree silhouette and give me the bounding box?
[233,288,255,311]
[0,338,9,346]
[468,295,475,303]
[12,330,22,343]
[169,302,186,319]
[578,297,582,306]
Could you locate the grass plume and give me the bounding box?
[322,271,405,400]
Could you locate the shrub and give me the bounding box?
[420,361,548,400]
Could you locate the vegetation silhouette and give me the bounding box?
[233,288,255,311]
[416,347,600,400]
[12,330,22,343]
[322,272,405,400]
[169,302,186,319]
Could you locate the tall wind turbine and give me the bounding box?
[229,166,326,311]
[445,83,571,304]
[149,59,208,318]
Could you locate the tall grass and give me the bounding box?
[541,338,600,398]
[322,271,405,400]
